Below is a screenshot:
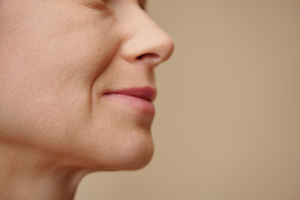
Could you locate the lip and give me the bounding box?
[103,87,156,114]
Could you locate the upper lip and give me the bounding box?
[104,86,156,102]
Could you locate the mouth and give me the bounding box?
[104,87,156,102]
[103,87,156,114]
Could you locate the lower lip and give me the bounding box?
[103,94,155,114]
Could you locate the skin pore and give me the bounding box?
[0,0,174,199]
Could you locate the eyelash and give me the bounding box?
[138,1,146,10]
[85,0,108,10]
[84,0,145,12]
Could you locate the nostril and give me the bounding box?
[137,53,159,60]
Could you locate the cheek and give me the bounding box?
[0,0,117,84]
[0,2,118,150]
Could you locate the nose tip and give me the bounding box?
[121,11,175,68]
[158,36,175,63]
[132,35,174,67]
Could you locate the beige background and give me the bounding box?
[75,1,300,199]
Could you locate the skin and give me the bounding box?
[0,0,174,199]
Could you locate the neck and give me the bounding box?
[0,142,90,200]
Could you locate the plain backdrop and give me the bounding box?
[75,1,300,199]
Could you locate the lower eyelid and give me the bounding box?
[80,0,107,10]
[138,0,146,10]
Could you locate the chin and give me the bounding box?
[109,132,154,171]
[120,140,154,171]
[77,128,155,171]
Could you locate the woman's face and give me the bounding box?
[0,0,174,170]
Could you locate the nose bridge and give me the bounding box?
[121,7,174,66]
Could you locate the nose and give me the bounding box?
[120,7,174,68]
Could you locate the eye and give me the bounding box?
[92,0,107,9]
[81,0,108,10]
[138,0,146,10]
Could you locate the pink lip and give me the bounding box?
[104,87,156,114]
[104,87,156,102]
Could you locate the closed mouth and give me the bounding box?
[104,86,156,102]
